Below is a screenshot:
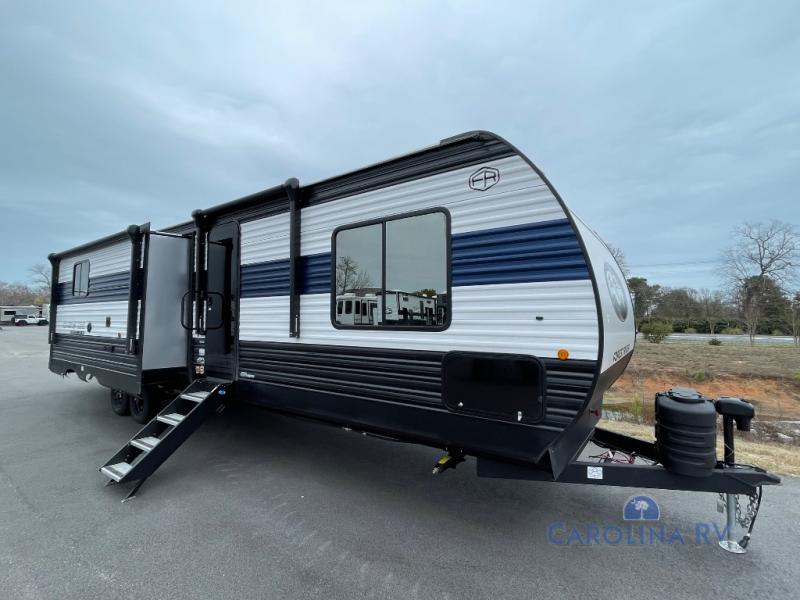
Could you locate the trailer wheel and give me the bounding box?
[110,389,130,416]
[129,389,157,424]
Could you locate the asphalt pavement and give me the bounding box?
[1,326,798,599]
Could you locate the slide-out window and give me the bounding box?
[332,209,450,330]
[72,260,90,297]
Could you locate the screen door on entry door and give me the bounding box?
[203,222,239,380]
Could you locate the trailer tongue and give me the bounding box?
[474,390,780,554]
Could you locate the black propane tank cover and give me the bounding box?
[655,388,717,478]
[666,387,703,403]
[715,396,755,432]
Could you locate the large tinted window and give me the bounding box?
[333,210,449,329]
[335,223,382,296]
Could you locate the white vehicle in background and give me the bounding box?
[334,290,441,326]
[14,314,48,326]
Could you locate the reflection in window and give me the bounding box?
[333,211,448,328]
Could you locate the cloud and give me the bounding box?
[0,0,798,292]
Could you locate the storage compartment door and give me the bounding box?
[442,352,546,423]
[141,233,191,371]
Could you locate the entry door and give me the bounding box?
[141,233,191,371]
[204,222,239,380]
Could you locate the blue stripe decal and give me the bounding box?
[451,219,589,286]
[56,271,131,305]
[301,253,331,294]
[239,258,290,297]
[239,219,589,298]
[239,253,332,298]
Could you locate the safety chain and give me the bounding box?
[717,491,758,528]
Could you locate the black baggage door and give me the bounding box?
[204,222,239,380]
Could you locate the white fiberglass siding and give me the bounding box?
[239,281,599,360]
[239,155,568,266]
[57,240,131,283]
[302,156,566,255]
[570,213,636,371]
[55,301,129,338]
[237,154,600,360]
[241,213,290,265]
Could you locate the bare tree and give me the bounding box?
[654,287,700,324]
[28,263,52,299]
[336,256,373,295]
[607,244,630,277]
[721,221,799,344]
[0,281,39,305]
[791,291,800,347]
[698,288,725,335]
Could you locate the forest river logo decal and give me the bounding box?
[604,262,628,322]
[468,166,499,191]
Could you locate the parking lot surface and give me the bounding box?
[1,326,798,599]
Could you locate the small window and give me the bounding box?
[333,209,449,329]
[337,301,343,315]
[72,260,90,297]
[345,300,353,314]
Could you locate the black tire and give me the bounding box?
[15,320,27,326]
[129,388,157,424]
[110,389,130,416]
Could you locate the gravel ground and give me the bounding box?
[1,326,798,599]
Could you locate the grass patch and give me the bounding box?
[608,342,800,422]
[630,342,800,380]
[683,367,711,383]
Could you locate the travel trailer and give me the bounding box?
[1,304,43,324]
[48,131,778,553]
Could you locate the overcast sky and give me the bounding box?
[1,1,798,289]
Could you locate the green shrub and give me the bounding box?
[684,368,711,382]
[631,392,643,422]
[640,321,673,343]
[684,327,697,334]
[722,326,744,335]
[709,337,722,346]
[771,329,784,336]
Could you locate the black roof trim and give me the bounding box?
[160,220,195,235]
[192,182,289,227]
[185,130,516,223]
[303,131,514,206]
[49,223,148,262]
